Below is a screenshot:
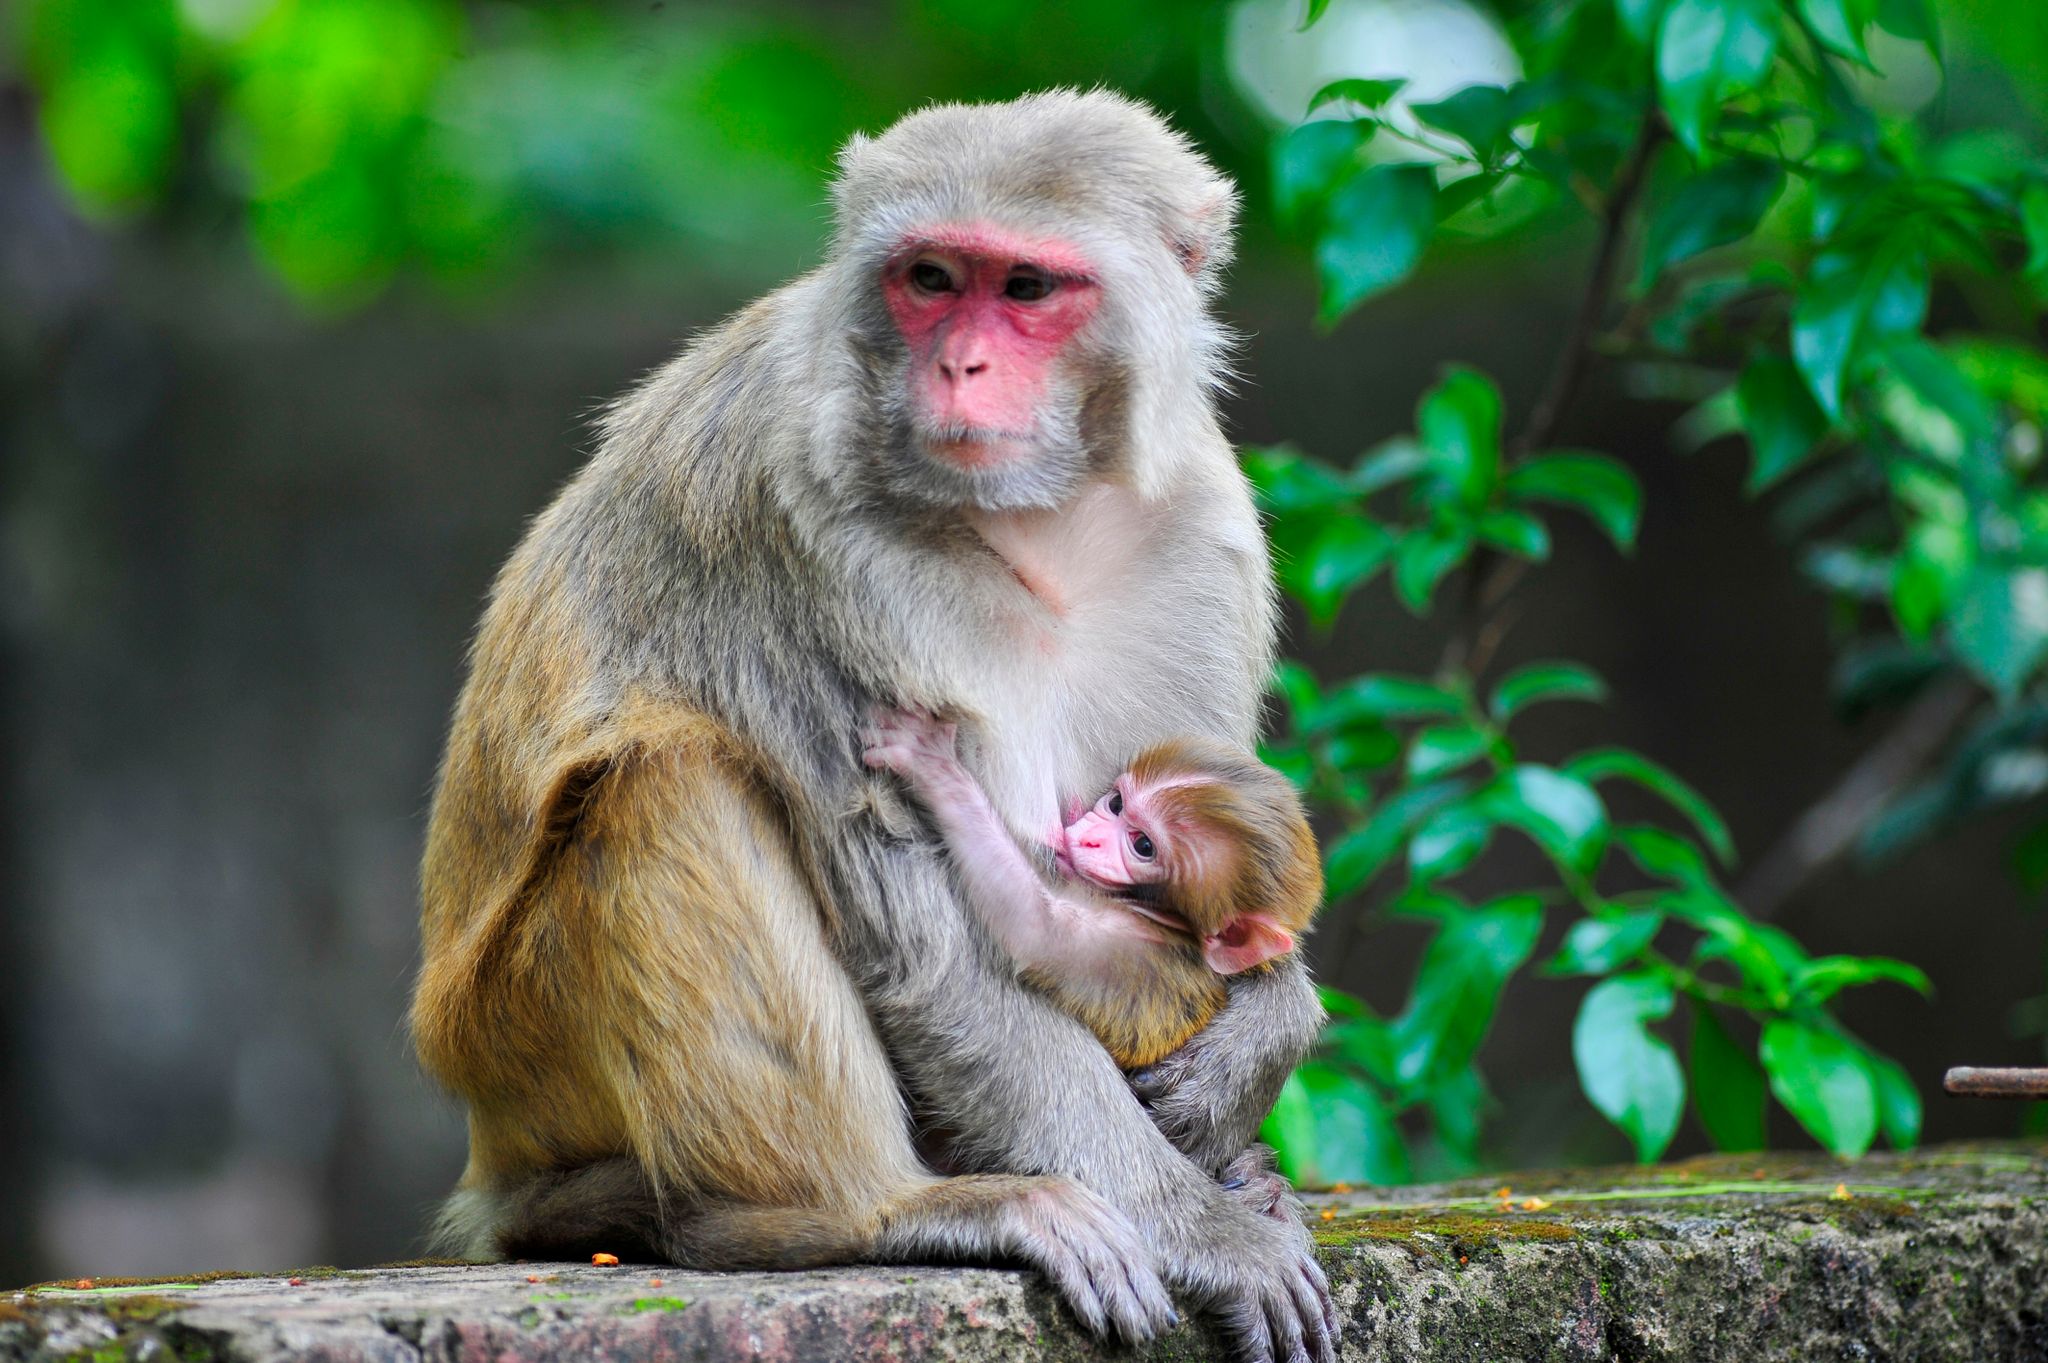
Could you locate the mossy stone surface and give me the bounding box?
[4,1142,2044,1362]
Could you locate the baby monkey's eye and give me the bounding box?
[1130,831,1155,860]
[1107,790,1123,814]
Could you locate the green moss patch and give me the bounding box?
[1314,1211,1578,1256]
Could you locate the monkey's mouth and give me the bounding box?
[922,428,1034,468]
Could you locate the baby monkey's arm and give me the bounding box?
[862,707,1133,982]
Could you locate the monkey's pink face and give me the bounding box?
[1058,775,1169,891]
[882,225,1102,467]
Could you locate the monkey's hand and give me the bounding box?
[1218,1144,1306,1227]
[861,705,966,802]
[1129,956,1326,1175]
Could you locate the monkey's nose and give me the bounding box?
[938,358,990,382]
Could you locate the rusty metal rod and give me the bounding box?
[1944,1067,2048,1098]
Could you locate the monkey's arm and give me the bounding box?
[862,709,1153,988]
[1129,954,1327,1175]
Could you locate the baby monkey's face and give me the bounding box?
[1059,774,1172,892]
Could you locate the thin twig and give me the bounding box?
[1734,676,1980,918]
[1439,110,1668,676]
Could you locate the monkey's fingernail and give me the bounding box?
[1221,1177,1247,1190]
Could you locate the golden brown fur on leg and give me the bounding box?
[415,720,927,1224]
[414,722,1171,1338]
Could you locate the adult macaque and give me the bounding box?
[411,91,1333,1362]
[863,707,1322,1069]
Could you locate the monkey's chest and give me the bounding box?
[960,492,1256,809]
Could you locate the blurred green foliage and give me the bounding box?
[1254,0,2046,1180]
[12,0,1218,303]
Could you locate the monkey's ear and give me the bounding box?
[1171,188,1240,283]
[1202,912,1293,975]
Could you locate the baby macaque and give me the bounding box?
[863,707,1322,1070]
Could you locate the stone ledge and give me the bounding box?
[6,1143,2044,1362]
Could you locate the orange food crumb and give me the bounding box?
[1318,1208,1336,1221]
[526,1275,541,1284]
[1331,1182,1352,1194]
[649,1278,664,1287]
[74,1280,92,1291]
[1831,1182,1851,1201]
[1458,1256,1468,1265]
[592,1253,620,1267]
[289,1278,304,1287]
[1520,1197,1552,1212]
[1494,1186,1512,1199]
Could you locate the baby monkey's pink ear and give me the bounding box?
[1203,913,1295,975]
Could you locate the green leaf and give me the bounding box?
[1490,661,1608,722]
[1322,778,1472,900]
[1308,78,1409,115]
[1477,764,1610,877]
[1872,0,1939,56]
[1615,825,1717,889]
[1416,366,1504,505]
[2013,821,2048,893]
[1296,518,1397,626]
[1860,1047,1923,1150]
[2022,183,2048,279]
[1689,1005,1768,1152]
[1272,120,1371,227]
[1503,453,1642,552]
[1392,525,1476,614]
[1316,164,1437,325]
[1244,445,1357,513]
[1565,747,1736,864]
[1760,1019,1879,1158]
[1352,437,1436,494]
[1947,567,2048,702]
[1410,84,1517,166]
[1573,972,1685,1161]
[1408,723,1495,781]
[1262,1062,1410,1186]
[1311,674,1467,730]
[1271,659,1324,726]
[1391,897,1545,1091]
[1669,891,1796,1001]
[1474,509,1551,559]
[1640,160,1785,285]
[1798,0,1875,63]
[1656,0,1781,157]
[1546,910,1664,975]
[1409,807,1494,882]
[1736,354,1831,491]
[1789,955,1933,1005]
[1791,245,1931,420]
[1298,0,1333,31]
[1618,0,1670,44]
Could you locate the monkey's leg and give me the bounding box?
[421,734,1172,1341]
[490,1157,1173,1341]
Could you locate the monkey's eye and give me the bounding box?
[1107,790,1123,815]
[1130,831,1155,861]
[1004,269,1053,302]
[910,261,955,293]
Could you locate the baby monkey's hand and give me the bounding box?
[862,705,965,797]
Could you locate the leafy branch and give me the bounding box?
[1251,0,2046,1181]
